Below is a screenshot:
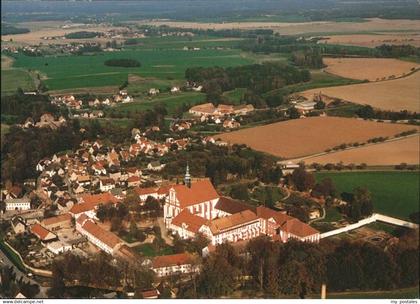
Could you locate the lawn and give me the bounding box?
[1,69,36,95]
[315,171,419,221]
[135,243,174,257]
[11,47,252,91]
[323,206,343,222]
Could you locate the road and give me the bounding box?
[0,248,48,298]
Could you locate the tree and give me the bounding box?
[291,167,315,192]
[96,204,107,222]
[288,106,300,119]
[314,100,326,110]
[354,187,373,217]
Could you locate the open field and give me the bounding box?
[299,134,419,166]
[323,58,419,81]
[300,71,420,112]
[319,33,420,48]
[315,171,419,220]
[139,18,420,35]
[12,48,252,91]
[216,116,416,159]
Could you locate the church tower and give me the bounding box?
[184,163,191,188]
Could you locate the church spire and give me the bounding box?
[184,162,191,188]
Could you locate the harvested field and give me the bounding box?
[300,71,420,112]
[298,134,419,166]
[216,116,416,159]
[319,33,420,47]
[323,58,419,81]
[139,18,420,35]
[48,85,120,96]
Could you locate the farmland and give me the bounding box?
[299,134,419,166]
[216,116,416,159]
[315,171,419,220]
[11,48,252,91]
[323,58,419,81]
[1,55,36,95]
[319,33,420,48]
[299,71,420,112]
[139,18,420,35]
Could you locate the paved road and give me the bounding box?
[0,248,48,298]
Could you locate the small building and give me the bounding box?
[41,213,73,231]
[295,101,316,113]
[148,88,160,96]
[11,216,27,234]
[30,223,58,242]
[147,161,165,172]
[5,198,31,211]
[100,178,116,192]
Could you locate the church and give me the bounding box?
[164,165,320,245]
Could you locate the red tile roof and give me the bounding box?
[280,218,319,238]
[171,209,208,233]
[215,197,255,215]
[41,213,72,227]
[127,176,140,183]
[82,219,122,249]
[31,223,56,241]
[152,253,195,268]
[133,187,158,196]
[70,193,118,215]
[209,210,259,234]
[172,179,219,208]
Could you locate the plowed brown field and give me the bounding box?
[296,134,419,165]
[216,116,416,159]
[300,71,420,112]
[323,58,419,81]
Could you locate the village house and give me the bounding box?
[127,176,141,187]
[148,88,160,96]
[99,178,116,192]
[147,161,166,172]
[295,101,316,114]
[223,119,241,129]
[151,253,199,277]
[170,86,180,93]
[189,103,254,117]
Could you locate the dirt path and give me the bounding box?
[156,217,173,246]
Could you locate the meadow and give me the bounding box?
[315,171,419,220]
[1,69,36,95]
[11,47,252,91]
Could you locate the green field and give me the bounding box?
[11,47,252,91]
[110,92,206,116]
[1,69,36,95]
[315,171,419,221]
[222,88,247,105]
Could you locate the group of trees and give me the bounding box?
[185,63,310,105]
[64,31,99,39]
[292,48,324,68]
[356,105,420,121]
[185,232,419,298]
[1,24,30,35]
[340,187,374,221]
[1,123,82,184]
[104,58,141,68]
[162,143,281,187]
[48,252,155,298]
[0,266,40,298]
[1,91,62,124]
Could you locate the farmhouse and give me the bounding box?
[189,103,254,117]
[295,101,316,113]
[70,192,119,218]
[151,253,199,277]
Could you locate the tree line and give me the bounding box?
[104,58,141,68]
[182,231,419,298]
